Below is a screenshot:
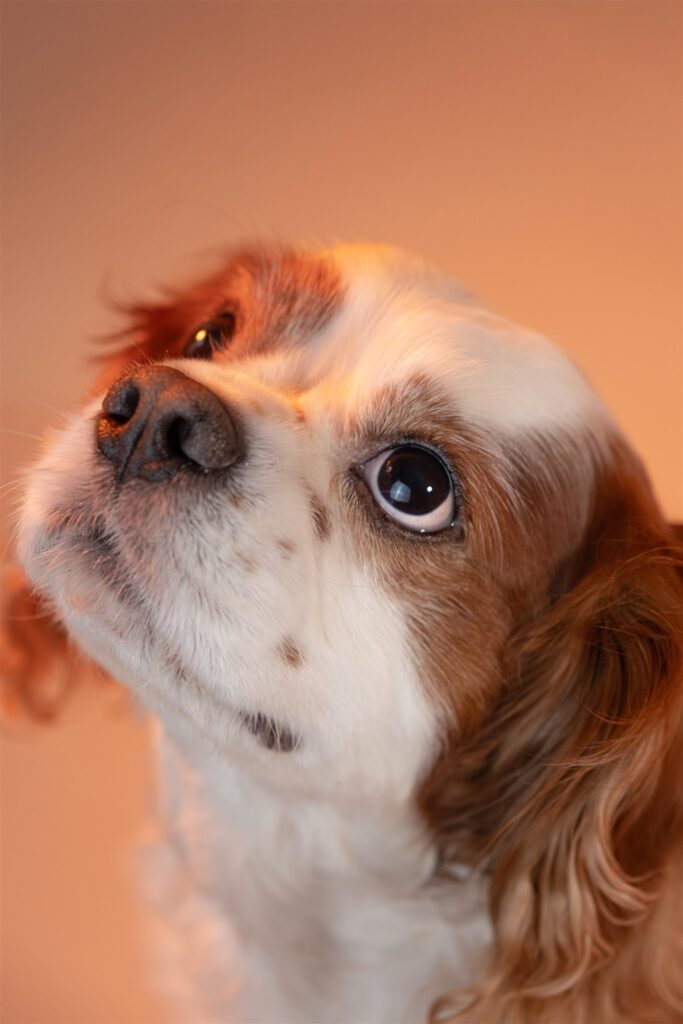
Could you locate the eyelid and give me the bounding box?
[215,309,237,330]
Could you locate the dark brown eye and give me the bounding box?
[361,444,456,533]
[184,312,236,360]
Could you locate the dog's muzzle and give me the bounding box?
[96,365,242,482]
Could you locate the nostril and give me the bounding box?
[97,377,146,476]
[163,416,191,460]
[97,365,243,481]
[101,380,140,425]
[155,411,233,470]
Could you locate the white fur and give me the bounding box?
[17,243,614,1022]
[143,722,491,1024]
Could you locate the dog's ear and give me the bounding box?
[98,257,243,380]
[92,292,192,391]
[427,447,683,1023]
[0,563,91,720]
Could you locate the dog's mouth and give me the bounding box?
[31,493,304,754]
[37,507,114,555]
[239,711,299,753]
[33,508,139,607]
[162,651,301,754]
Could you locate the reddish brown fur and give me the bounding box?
[101,244,343,379]
[342,372,683,1020]
[3,245,340,721]
[416,440,683,1023]
[4,251,683,1023]
[344,373,592,730]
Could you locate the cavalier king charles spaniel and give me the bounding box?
[7,244,683,1023]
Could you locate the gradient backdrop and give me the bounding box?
[2,3,681,1022]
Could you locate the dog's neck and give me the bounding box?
[154,712,442,901]
[147,715,492,1024]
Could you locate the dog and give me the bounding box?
[10,243,683,1023]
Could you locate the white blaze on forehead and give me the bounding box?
[326,242,482,308]
[319,244,608,437]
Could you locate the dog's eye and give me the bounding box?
[361,445,456,533]
[184,312,236,359]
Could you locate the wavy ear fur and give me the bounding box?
[1,564,93,720]
[427,448,683,1023]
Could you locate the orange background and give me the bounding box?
[1,3,681,1022]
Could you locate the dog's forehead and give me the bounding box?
[140,243,605,441]
[299,244,606,437]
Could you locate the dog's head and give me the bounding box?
[14,243,683,1017]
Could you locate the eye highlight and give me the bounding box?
[361,444,457,534]
[184,311,236,359]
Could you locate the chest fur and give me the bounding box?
[143,732,492,1024]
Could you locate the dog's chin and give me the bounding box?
[24,530,304,768]
[19,508,149,669]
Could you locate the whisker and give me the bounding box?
[0,428,44,443]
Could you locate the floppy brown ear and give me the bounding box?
[428,454,683,1023]
[0,563,91,720]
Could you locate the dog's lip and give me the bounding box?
[37,508,113,554]
[41,507,79,537]
[164,652,300,753]
[36,513,301,754]
[238,710,300,753]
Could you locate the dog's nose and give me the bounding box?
[96,365,242,482]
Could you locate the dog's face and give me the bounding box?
[13,244,642,802]
[16,243,683,1021]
